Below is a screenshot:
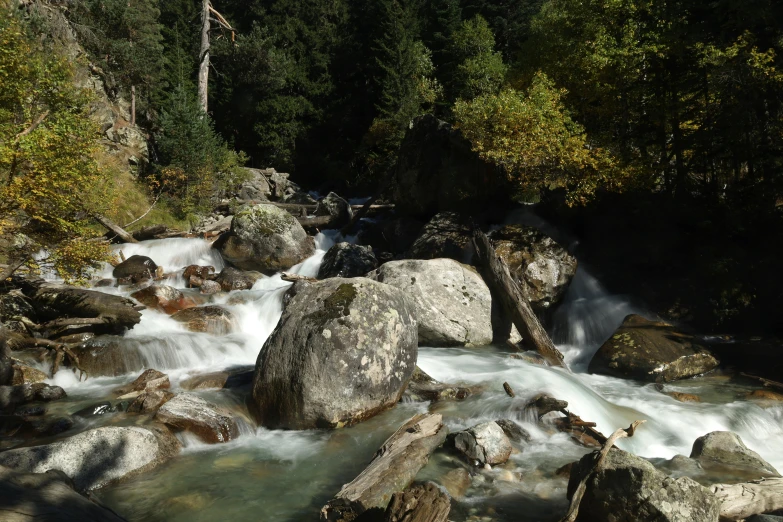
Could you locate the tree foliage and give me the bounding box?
[446,15,507,100]
[0,10,112,282]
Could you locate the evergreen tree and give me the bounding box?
[445,15,507,100]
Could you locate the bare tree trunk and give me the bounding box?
[198,0,210,114]
[130,85,136,125]
[711,478,783,521]
[93,214,138,244]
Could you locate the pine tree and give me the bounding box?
[445,15,507,100]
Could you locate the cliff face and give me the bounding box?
[23,0,148,169]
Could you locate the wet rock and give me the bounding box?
[70,336,145,377]
[441,467,472,500]
[392,114,507,217]
[406,212,473,263]
[215,203,315,274]
[180,371,230,390]
[666,391,701,402]
[11,362,47,385]
[318,243,378,279]
[315,192,352,227]
[588,315,720,382]
[655,454,704,478]
[0,466,126,521]
[112,255,158,283]
[369,258,493,347]
[567,447,721,522]
[131,284,198,314]
[215,267,261,291]
[0,383,66,412]
[0,424,180,490]
[747,389,783,401]
[127,389,174,414]
[494,419,532,443]
[113,369,170,398]
[171,306,236,335]
[73,401,114,418]
[690,431,780,478]
[54,332,95,344]
[9,415,74,439]
[199,280,221,295]
[25,281,142,335]
[488,224,577,310]
[403,367,473,402]
[155,393,238,443]
[454,421,512,466]
[250,277,417,429]
[183,265,215,285]
[0,291,37,326]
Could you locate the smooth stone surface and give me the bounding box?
[690,431,780,478]
[317,243,377,279]
[155,393,239,443]
[170,306,236,335]
[454,421,513,466]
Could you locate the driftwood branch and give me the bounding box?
[93,214,138,243]
[281,272,317,283]
[560,420,646,522]
[472,228,566,368]
[320,413,448,521]
[711,478,783,521]
[741,373,783,392]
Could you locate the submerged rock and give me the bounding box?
[199,280,221,295]
[588,315,719,382]
[0,466,126,521]
[171,306,236,335]
[112,255,158,283]
[369,258,493,347]
[250,277,417,429]
[317,243,377,279]
[690,431,780,478]
[488,224,577,310]
[11,362,47,385]
[0,383,66,412]
[155,393,238,443]
[406,212,473,263]
[131,284,198,314]
[403,367,473,402]
[0,424,180,490]
[567,447,721,522]
[70,336,145,377]
[453,421,512,466]
[215,203,315,274]
[113,369,170,398]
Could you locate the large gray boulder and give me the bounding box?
[155,393,239,444]
[215,203,315,274]
[453,421,512,466]
[318,243,378,279]
[589,315,719,382]
[250,278,417,429]
[0,466,126,521]
[690,431,780,478]
[236,167,272,200]
[489,224,577,310]
[567,447,721,522]
[391,115,508,217]
[369,258,493,347]
[0,425,180,491]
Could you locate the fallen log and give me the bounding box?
[559,420,646,522]
[472,228,565,368]
[320,413,448,521]
[383,482,450,522]
[741,373,783,392]
[711,478,783,521]
[299,215,340,234]
[280,272,318,283]
[93,214,137,244]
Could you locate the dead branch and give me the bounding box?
[741,373,783,392]
[123,193,161,228]
[14,110,49,141]
[93,213,138,243]
[559,420,646,522]
[711,477,783,520]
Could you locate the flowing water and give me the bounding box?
[26,228,783,521]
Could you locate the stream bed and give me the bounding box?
[29,232,783,521]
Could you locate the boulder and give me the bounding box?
[11,363,47,385]
[215,203,315,274]
[171,306,236,335]
[488,224,577,310]
[155,393,238,443]
[0,384,66,412]
[357,217,424,256]
[127,389,173,414]
[495,419,532,443]
[2,415,74,439]
[70,336,145,377]
[0,424,180,491]
[403,366,473,402]
[182,265,215,285]
[391,114,508,217]
[236,168,272,200]
[268,170,293,200]
[131,284,198,314]
[0,291,37,327]
[369,258,493,347]
[588,315,720,382]
[214,267,261,291]
[317,243,377,279]
[180,371,229,390]
[567,447,721,522]
[0,466,126,521]
[113,369,170,398]
[24,281,142,335]
[453,421,512,466]
[315,192,352,227]
[282,191,317,205]
[112,255,157,283]
[690,431,780,478]
[250,278,417,429]
[199,280,221,295]
[406,212,473,262]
